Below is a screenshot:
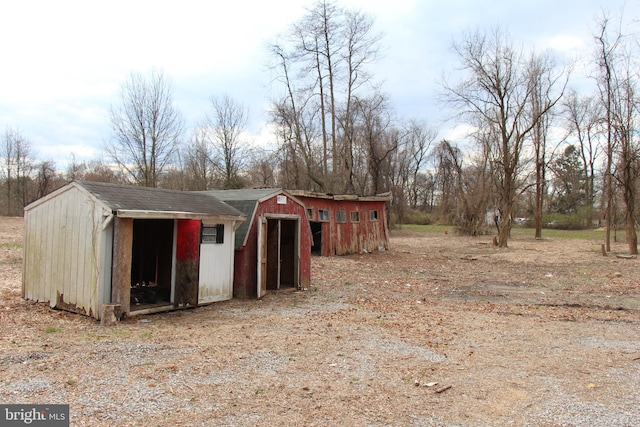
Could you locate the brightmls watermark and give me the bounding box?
[1,405,69,426]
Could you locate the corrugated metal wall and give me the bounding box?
[23,185,111,318]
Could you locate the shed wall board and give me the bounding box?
[100,221,114,309]
[23,184,107,318]
[198,219,236,303]
[112,217,133,314]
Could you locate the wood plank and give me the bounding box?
[112,217,133,315]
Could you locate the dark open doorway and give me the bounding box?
[266,218,299,290]
[130,219,174,308]
[310,221,322,255]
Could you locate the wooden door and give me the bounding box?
[257,217,267,298]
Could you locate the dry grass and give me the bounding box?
[1,216,639,426]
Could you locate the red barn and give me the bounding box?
[203,189,312,299]
[289,191,392,256]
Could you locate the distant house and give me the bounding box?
[22,181,245,320]
[288,190,392,256]
[202,189,312,299]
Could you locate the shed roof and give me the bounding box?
[74,181,246,220]
[287,189,393,202]
[203,188,284,202]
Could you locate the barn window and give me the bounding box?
[370,210,379,221]
[336,210,346,223]
[202,224,224,244]
[318,209,330,222]
[350,211,360,222]
[306,208,313,220]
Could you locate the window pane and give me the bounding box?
[202,224,224,244]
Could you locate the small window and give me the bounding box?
[318,209,330,222]
[350,211,360,222]
[370,210,379,221]
[306,208,314,220]
[336,210,346,223]
[202,224,224,244]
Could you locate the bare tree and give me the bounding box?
[437,139,492,236]
[293,0,341,180]
[594,12,639,254]
[244,148,278,188]
[338,7,382,193]
[34,160,63,199]
[433,140,459,222]
[530,51,566,238]
[611,55,639,254]
[201,95,249,189]
[65,155,126,184]
[82,160,126,184]
[403,120,436,209]
[269,0,382,193]
[183,129,215,191]
[1,127,34,215]
[269,44,325,190]
[106,68,184,188]
[443,28,566,247]
[351,92,394,194]
[594,14,621,252]
[562,90,603,222]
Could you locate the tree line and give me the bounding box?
[1,2,639,253]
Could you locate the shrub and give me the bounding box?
[401,210,433,225]
[542,213,592,230]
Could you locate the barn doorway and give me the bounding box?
[130,219,174,309]
[258,216,300,297]
[310,221,322,255]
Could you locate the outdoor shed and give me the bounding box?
[22,181,245,320]
[202,189,312,299]
[289,190,392,256]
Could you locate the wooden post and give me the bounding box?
[101,303,121,326]
[112,217,133,315]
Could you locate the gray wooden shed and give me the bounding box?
[22,181,245,320]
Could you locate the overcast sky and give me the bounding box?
[1,0,638,169]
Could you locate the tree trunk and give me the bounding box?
[626,214,638,255]
[498,209,511,248]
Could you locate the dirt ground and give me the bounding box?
[1,216,639,427]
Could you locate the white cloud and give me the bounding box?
[1,0,638,169]
[442,123,476,142]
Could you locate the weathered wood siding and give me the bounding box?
[298,196,390,256]
[23,185,112,319]
[111,217,132,314]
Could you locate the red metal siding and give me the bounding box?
[233,194,312,299]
